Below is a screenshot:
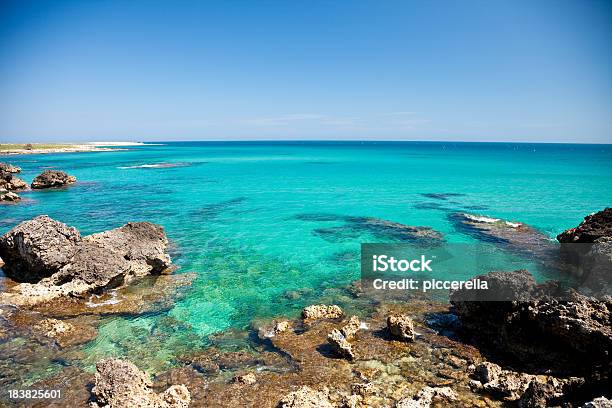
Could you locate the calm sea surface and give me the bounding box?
[1,141,611,376]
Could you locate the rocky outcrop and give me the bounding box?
[90,358,190,408]
[327,329,354,360]
[0,168,28,191]
[0,215,82,282]
[31,169,76,189]
[387,314,416,342]
[450,269,611,376]
[0,216,172,306]
[0,191,20,202]
[558,208,612,243]
[557,208,612,294]
[277,386,333,408]
[0,162,21,173]
[302,304,344,321]
[470,361,535,400]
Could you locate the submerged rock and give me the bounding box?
[0,216,172,306]
[449,212,555,261]
[90,358,190,408]
[31,169,76,189]
[302,304,344,321]
[386,314,416,342]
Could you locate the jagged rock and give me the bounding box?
[518,377,580,408]
[90,358,190,408]
[0,215,82,282]
[450,269,612,378]
[0,169,28,191]
[582,397,612,407]
[0,216,172,306]
[340,315,361,340]
[302,304,344,321]
[0,191,20,201]
[396,386,458,407]
[470,362,535,400]
[277,386,333,408]
[557,208,612,294]
[31,169,76,189]
[0,162,21,173]
[558,208,612,243]
[327,328,354,360]
[274,320,291,334]
[232,373,256,385]
[387,314,416,342]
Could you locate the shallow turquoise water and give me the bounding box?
[1,141,611,374]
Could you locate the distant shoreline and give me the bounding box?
[0,142,146,156]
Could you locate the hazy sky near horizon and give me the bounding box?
[0,0,611,143]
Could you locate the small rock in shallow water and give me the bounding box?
[327,328,354,360]
[396,386,458,407]
[340,315,361,340]
[278,386,333,408]
[387,314,416,342]
[302,304,344,321]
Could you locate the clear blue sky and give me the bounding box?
[0,0,611,143]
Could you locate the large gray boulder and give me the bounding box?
[31,170,76,189]
[0,215,81,282]
[0,216,172,306]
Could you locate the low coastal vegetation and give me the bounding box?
[0,208,610,407]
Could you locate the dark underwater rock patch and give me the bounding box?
[421,193,466,201]
[192,197,248,219]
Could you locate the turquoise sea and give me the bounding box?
[1,141,611,376]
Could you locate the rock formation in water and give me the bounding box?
[0,166,28,192]
[0,162,21,173]
[31,169,77,189]
[0,215,172,306]
[558,208,612,243]
[302,304,344,321]
[90,358,190,408]
[387,314,416,342]
[557,208,612,294]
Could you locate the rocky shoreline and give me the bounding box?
[0,209,610,407]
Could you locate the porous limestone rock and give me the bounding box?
[90,358,190,408]
[31,169,76,189]
[302,304,344,321]
[277,386,334,408]
[387,314,416,342]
